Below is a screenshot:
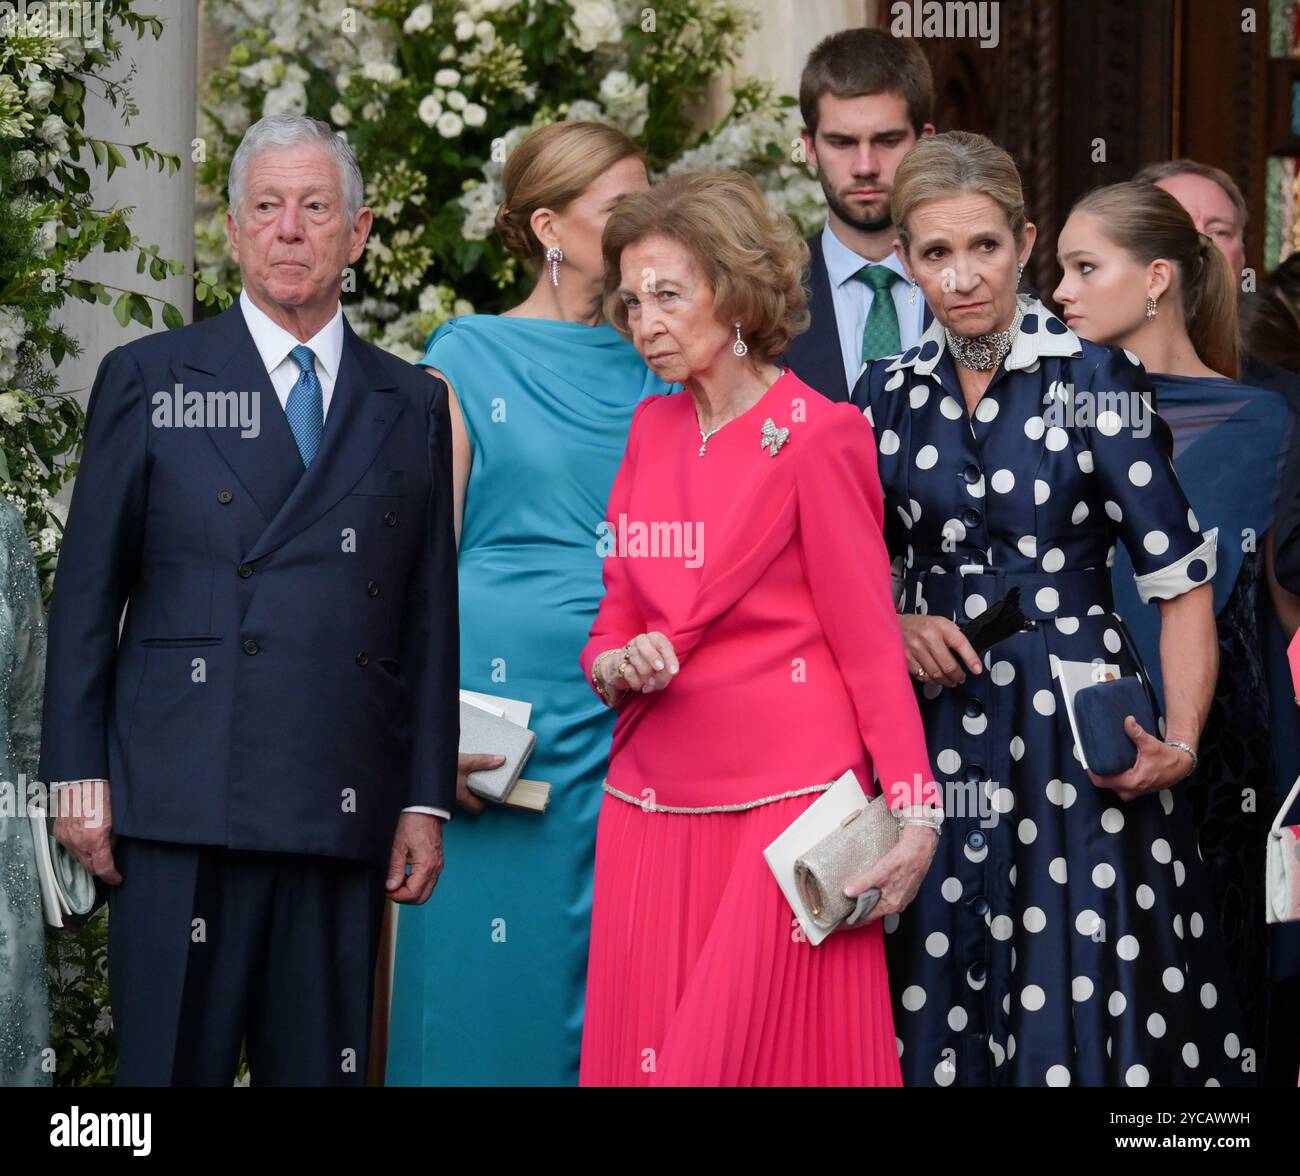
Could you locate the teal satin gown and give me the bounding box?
[386,315,670,1085]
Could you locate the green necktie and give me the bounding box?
[857,264,902,362]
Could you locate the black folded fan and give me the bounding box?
[958,586,1034,654]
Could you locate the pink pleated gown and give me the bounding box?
[578,370,938,1086]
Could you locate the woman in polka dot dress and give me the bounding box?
[853,132,1247,1087]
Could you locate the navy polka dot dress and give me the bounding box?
[853,298,1248,1087]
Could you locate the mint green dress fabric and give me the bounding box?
[0,499,49,1086]
[387,316,670,1085]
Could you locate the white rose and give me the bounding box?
[336,70,352,91]
[565,99,603,123]
[436,111,464,138]
[362,61,402,85]
[434,68,461,87]
[330,102,352,126]
[0,392,24,426]
[446,89,467,111]
[417,94,443,126]
[475,20,495,43]
[359,38,388,64]
[462,102,486,128]
[38,219,58,253]
[403,3,434,33]
[262,80,308,117]
[57,38,85,67]
[454,18,475,42]
[568,0,622,53]
[26,79,55,111]
[38,114,68,150]
[418,286,441,313]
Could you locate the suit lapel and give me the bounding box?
[805,236,849,403]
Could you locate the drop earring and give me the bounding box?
[732,322,748,357]
[908,276,917,306]
[1145,294,1158,321]
[546,245,563,287]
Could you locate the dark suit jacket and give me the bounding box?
[38,303,460,863]
[782,231,932,404]
[1248,353,1300,594]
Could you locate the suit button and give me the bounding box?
[367,581,379,597]
[356,651,369,666]
[961,464,981,484]
[969,895,990,917]
[383,510,397,527]
[964,698,983,718]
[961,506,982,529]
[237,563,253,578]
[243,639,259,656]
[217,489,234,504]
[966,829,986,851]
[964,764,986,785]
[968,962,987,983]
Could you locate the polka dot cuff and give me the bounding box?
[1132,527,1217,604]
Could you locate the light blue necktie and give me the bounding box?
[286,344,324,466]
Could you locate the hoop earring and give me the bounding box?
[732,322,748,358]
[1145,294,1158,321]
[545,245,563,288]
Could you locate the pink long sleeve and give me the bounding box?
[794,403,940,812]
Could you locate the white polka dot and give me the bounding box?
[948,1005,968,1031]
[1042,547,1065,573]
[1182,1042,1200,1068]
[1046,427,1069,451]
[1104,500,1123,523]
[1071,501,1090,524]
[991,661,1016,686]
[1201,983,1217,1009]
[1010,735,1025,759]
[896,1036,903,1057]
[1136,884,1155,909]
[974,397,999,422]
[991,468,1015,493]
[1103,628,1122,653]
[1187,507,1200,531]
[1189,912,1204,938]
[909,385,930,409]
[911,499,922,520]
[885,370,904,391]
[897,504,913,530]
[1123,348,1141,365]
[1109,991,1127,1016]
[901,985,926,1011]
[1018,819,1037,845]
[962,711,988,735]
[1055,616,1080,635]
[966,475,985,498]
[1116,934,1140,960]
[941,876,963,902]
[877,428,900,455]
[1162,967,1184,993]
[1147,1013,1166,1037]
[1035,587,1059,612]
[1050,857,1069,884]
[1151,838,1172,865]
[989,1039,1005,1067]
[916,445,938,470]
[940,395,962,419]
[1097,411,1123,436]
[1125,1064,1150,1087]
[1225,1033,1241,1058]
[991,914,1014,940]
[1016,535,1038,559]
[1173,860,1186,887]
[1160,790,1174,815]
[925,932,949,957]
[936,748,961,775]
[990,787,1015,814]
[1093,863,1116,888]
[1102,808,1124,833]
[1143,530,1169,556]
[1173,913,1184,939]
[1076,909,1101,936]
[1033,689,1057,716]
[1023,906,1046,933]
[1024,415,1045,440]
[1046,1064,1071,1087]
[1072,975,1093,1001]
[1129,460,1152,487]
[1035,479,1051,505]
[965,594,987,618]
[1046,778,1077,808]
[934,1059,955,1086]
[1077,449,1094,474]
[1021,985,1046,1011]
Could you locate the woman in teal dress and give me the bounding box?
[0,497,50,1085]
[387,121,672,1085]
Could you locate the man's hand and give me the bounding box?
[53,779,122,885]
[455,752,505,816]
[385,811,445,904]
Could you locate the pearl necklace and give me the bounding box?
[945,298,1027,370]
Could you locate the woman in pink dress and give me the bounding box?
[577,171,943,1086]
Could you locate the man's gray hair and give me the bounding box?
[228,113,365,224]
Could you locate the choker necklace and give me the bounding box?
[945,298,1027,371]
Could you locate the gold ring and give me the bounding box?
[617,658,632,677]
[914,667,929,682]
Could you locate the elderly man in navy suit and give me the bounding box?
[40,113,459,1085]
[783,28,935,404]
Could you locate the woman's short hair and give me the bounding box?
[496,120,645,265]
[890,130,1027,255]
[601,170,810,362]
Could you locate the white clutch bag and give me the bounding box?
[1266,775,1300,924]
[28,804,103,930]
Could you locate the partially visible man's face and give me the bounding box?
[1155,172,1246,286]
[227,143,371,317]
[802,91,934,234]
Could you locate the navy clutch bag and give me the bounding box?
[1072,676,1156,776]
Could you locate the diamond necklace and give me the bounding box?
[945,298,1027,371]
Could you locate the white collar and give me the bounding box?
[820,219,908,289]
[885,295,1082,376]
[239,288,344,381]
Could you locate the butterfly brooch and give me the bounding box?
[760,417,790,457]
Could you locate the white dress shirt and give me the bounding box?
[240,292,451,823]
[820,219,927,392]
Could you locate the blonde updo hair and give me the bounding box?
[601,170,810,362]
[890,130,1028,256]
[495,120,645,265]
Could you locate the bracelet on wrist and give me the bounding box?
[1164,739,1197,777]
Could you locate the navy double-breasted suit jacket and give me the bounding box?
[38,303,459,864]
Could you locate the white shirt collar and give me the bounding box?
[820,218,908,289]
[239,288,344,382]
[884,295,1082,376]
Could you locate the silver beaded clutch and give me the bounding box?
[793,795,898,932]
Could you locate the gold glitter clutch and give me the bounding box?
[793,796,898,933]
